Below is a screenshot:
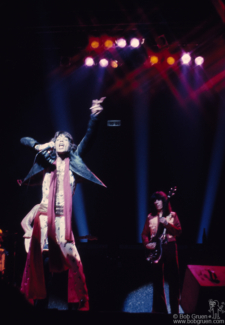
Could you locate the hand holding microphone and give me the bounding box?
[35,141,55,164]
[35,141,55,152]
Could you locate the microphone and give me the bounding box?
[37,145,55,165]
[39,145,54,153]
[41,145,53,152]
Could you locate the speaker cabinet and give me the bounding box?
[181,265,225,313]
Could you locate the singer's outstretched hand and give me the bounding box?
[90,97,106,116]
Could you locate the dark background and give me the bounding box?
[1,0,225,293]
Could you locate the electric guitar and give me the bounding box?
[146,186,177,263]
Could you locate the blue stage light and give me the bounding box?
[73,186,89,242]
[133,93,149,242]
[48,81,90,239]
[197,101,225,243]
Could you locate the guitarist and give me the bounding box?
[141,191,182,314]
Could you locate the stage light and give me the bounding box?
[150,56,159,65]
[181,53,191,65]
[48,78,90,243]
[133,94,149,243]
[130,38,140,48]
[167,56,175,65]
[116,38,127,48]
[111,60,118,68]
[90,40,100,49]
[197,104,225,243]
[99,58,109,67]
[122,282,183,313]
[104,39,114,49]
[84,57,94,66]
[195,56,204,66]
[73,187,89,243]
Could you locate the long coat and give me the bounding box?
[20,114,106,187]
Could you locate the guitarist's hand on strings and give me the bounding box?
[146,242,157,250]
[159,216,168,226]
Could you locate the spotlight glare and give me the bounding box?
[116,38,127,48]
[150,56,159,65]
[130,38,140,48]
[85,57,94,67]
[91,40,100,49]
[104,39,114,49]
[111,60,118,68]
[195,56,204,66]
[167,56,175,65]
[99,58,109,67]
[181,53,191,65]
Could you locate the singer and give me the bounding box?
[19,98,106,310]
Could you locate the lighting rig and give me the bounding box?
[82,35,205,69]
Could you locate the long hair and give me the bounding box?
[51,131,77,152]
[149,191,172,216]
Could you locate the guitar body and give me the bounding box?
[145,235,165,263]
